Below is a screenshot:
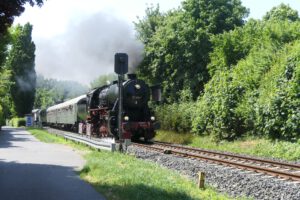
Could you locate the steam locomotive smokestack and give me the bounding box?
[127,74,137,80]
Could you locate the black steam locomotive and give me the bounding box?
[43,74,160,141]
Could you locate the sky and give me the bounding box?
[14,0,300,85]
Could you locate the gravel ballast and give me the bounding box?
[127,145,300,200]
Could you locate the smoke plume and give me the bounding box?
[16,69,36,92]
[35,12,143,85]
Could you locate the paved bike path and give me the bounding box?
[0,127,105,200]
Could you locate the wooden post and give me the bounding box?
[198,172,205,189]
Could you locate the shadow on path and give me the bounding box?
[0,127,30,148]
[0,160,104,200]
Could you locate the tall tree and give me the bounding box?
[182,0,248,34]
[0,33,10,69]
[0,69,13,120]
[134,5,165,45]
[263,3,299,22]
[0,26,12,120]
[6,23,36,116]
[0,0,43,36]
[135,0,249,102]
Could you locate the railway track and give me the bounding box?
[133,142,300,182]
[43,128,300,182]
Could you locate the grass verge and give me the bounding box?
[27,128,236,200]
[28,128,90,151]
[155,130,300,161]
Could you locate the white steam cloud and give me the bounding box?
[35,12,143,85]
[16,69,36,92]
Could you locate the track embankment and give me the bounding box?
[129,142,300,200]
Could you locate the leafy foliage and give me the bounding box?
[263,3,300,22]
[134,5,165,45]
[0,69,13,118]
[0,1,44,119]
[145,3,300,142]
[192,19,300,141]
[155,101,195,133]
[0,0,43,36]
[0,32,10,70]
[0,105,5,125]
[255,44,300,140]
[0,27,13,120]
[6,23,36,116]
[9,117,25,127]
[135,0,248,102]
[182,0,248,34]
[208,19,261,76]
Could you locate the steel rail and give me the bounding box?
[153,142,300,169]
[134,143,300,182]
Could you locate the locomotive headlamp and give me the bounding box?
[124,116,129,121]
[150,116,155,121]
[135,84,141,90]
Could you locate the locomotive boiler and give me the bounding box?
[81,73,160,141]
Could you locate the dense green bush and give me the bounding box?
[9,117,26,127]
[155,101,195,133]
[154,89,195,132]
[142,4,300,141]
[135,0,248,102]
[255,43,300,140]
[209,20,300,76]
[193,42,277,140]
[154,19,300,141]
[192,20,300,141]
[208,19,261,76]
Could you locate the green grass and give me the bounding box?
[155,130,300,161]
[27,128,236,200]
[27,128,91,151]
[81,151,234,200]
[154,130,194,144]
[29,128,66,143]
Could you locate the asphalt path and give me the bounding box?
[0,126,106,200]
